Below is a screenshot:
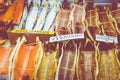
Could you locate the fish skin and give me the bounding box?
[70,4,86,33]
[33,6,48,30]
[98,11,117,36]
[49,23,56,31]
[14,6,28,30]
[13,45,40,80]
[55,9,71,35]
[32,0,41,6]
[85,9,101,41]
[0,46,13,75]
[37,52,57,80]
[25,3,39,30]
[1,0,19,24]
[36,42,58,80]
[43,5,57,30]
[27,0,32,7]
[55,41,77,80]
[77,51,96,80]
[12,0,25,25]
[98,48,120,80]
[110,9,120,34]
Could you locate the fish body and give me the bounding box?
[111,9,120,34]
[98,11,117,36]
[55,9,71,35]
[25,3,38,30]
[98,48,120,80]
[55,41,77,80]
[77,50,96,80]
[34,6,48,30]
[36,42,58,80]
[1,0,19,24]
[12,0,25,25]
[27,0,32,7]
[70,4,86,33]
[86,9,101,41]
[0,46,13,75]
[12,44,40,80]
[43,5,57,30]
[49,23,56,31]
[14,6,28,30]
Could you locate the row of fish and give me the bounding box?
[0,36,120,80]
[12,1,120,39]
[55,2,120,36]
[13,0,59,31]
[1,0,120,37]
[0,0,59,31]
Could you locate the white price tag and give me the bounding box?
[49,33,84,42]
[0,75,9,80]
[96,35,118,43]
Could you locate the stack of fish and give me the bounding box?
[14,0,59,31]
[0,0,59,31]
[0,1,120,80]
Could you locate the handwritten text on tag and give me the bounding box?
[96,35,118,43]
[49,33,84,42]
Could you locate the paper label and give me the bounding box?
[10,30,55,35]
[96,35,118,43]
[49,33,84,42]
[11,29,28,33]
[0,75,9,80]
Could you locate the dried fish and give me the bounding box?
[25,3,39,30]
[32,0,41,6]
[1,0,19,24]
[70,4,86,33]
[77,51,96,80]
[98,48,120,80]
[27,0,32,7]
[43,5,57,30]
[0,45,13,75]
[33,6,48,30]
[36,42,59,80]
[98,11,117,36]
[11,37,41,80]
[9,37,21,79]
[55,40,77,80]
[12,0,25,25]
[14,6,28,30]
[49,23,56,31]
[85,9,101,41]
[110,8,120,34]
[55,9,71,35]
[76,39,98,80]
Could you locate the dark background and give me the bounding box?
[85,0,120,3]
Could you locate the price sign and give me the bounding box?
[96,35,118,43]
[11,30,28,33]
[49,33,84,42]
[0,75,9,80]
[10,30,55,35]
